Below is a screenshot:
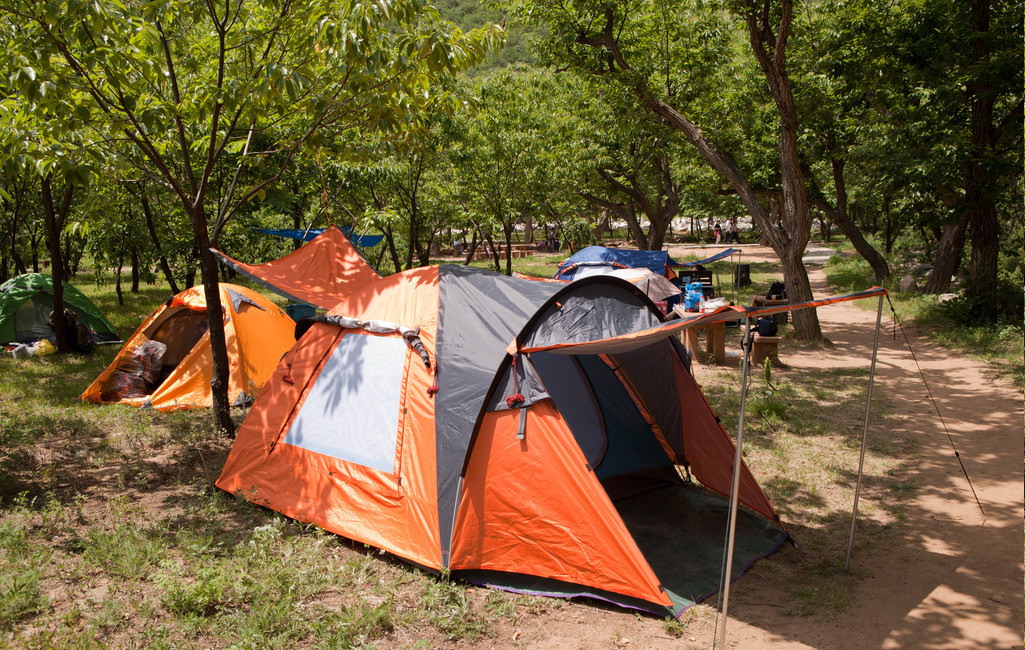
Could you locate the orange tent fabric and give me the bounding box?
[80,284,295,411]
[452,403,671,607]
[217,267,788,616]
[212,225,382,310]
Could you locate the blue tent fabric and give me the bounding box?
[554,247,679,280]
[256,227,383,248]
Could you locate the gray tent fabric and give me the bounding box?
[435,265,562,565]
[486,354,550,412]
[225,287,265,312]
[530,351,608,468]
[609,342,687,464]
[521,283,662,352]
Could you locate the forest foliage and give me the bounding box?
[0,0,1020,355]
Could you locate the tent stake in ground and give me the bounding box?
[845,294,885,570]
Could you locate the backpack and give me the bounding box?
[756,316,778,337]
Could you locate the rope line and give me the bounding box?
[886,295,985,518]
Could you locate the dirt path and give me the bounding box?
[484,246,1023,649]
[721,254,1023,649]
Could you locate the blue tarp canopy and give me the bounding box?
[554,246,741,280]
[256,227,383,248]
[680,248,741,267]
[554,247,680,280]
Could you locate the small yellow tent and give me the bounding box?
[81,284,295,411]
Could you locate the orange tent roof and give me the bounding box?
[212,226,381,310]
[80,284,295,411]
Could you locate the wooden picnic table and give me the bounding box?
[750,296,789,324]
[472,243,538,261]
[681,320,726,365]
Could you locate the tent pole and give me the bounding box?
[844,294,884,571]
[714,316,752,650]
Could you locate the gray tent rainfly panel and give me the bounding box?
[529,351,608,469]
[485,354,550,412]
[434,265,562,565]
[609,342,687,463]
[521,283,663,352]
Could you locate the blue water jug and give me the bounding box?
[684,282,704,311]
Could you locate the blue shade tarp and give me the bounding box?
[676,248,741,267]
[554,246,681,280]
[256,227,383,248]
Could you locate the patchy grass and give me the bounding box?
[0,255,921,642]
[697,358,907,621]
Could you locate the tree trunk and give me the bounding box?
[483,231,501,272]
[462,230,479,265]
[780,246,821,337]
[373,241,388,270]
[40,178,71,352]
[188,203,234,437]
[114,247,125,306]
[964,0,1000,320]
[130,246,140,292]
[141,193,180,294]
[623,204,648,248]
[811,197,890,282]
[575,3,821,338]
[503,224,513,276]
[382,225,402,275]
[923,219,968,293]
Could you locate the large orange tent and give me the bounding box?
[211,225,381,310]
[81,284,295,411]
[217,265,789,615]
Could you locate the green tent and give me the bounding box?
[0,273,119,345]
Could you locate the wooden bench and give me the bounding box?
[751,335,782,365]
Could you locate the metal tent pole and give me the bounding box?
[714,316,753,650]
[844,294,885,571]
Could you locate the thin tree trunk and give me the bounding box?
[373,241,387,270]
[382,225,402,274]
[923,219,968,294]
[964,0,1000,320]
[130,246,140,292]
[114,247,125,306]
[504,224,513,276]
[40,178,71,352]
[188,203,233,437]
[483,231,501,272]
[462,230,479,265]
[141,193,180,294]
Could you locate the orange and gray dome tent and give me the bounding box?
[80,284,295,411]
[211,225,381,310]
[217,264,793,615]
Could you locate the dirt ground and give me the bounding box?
[472,245,1023,649]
